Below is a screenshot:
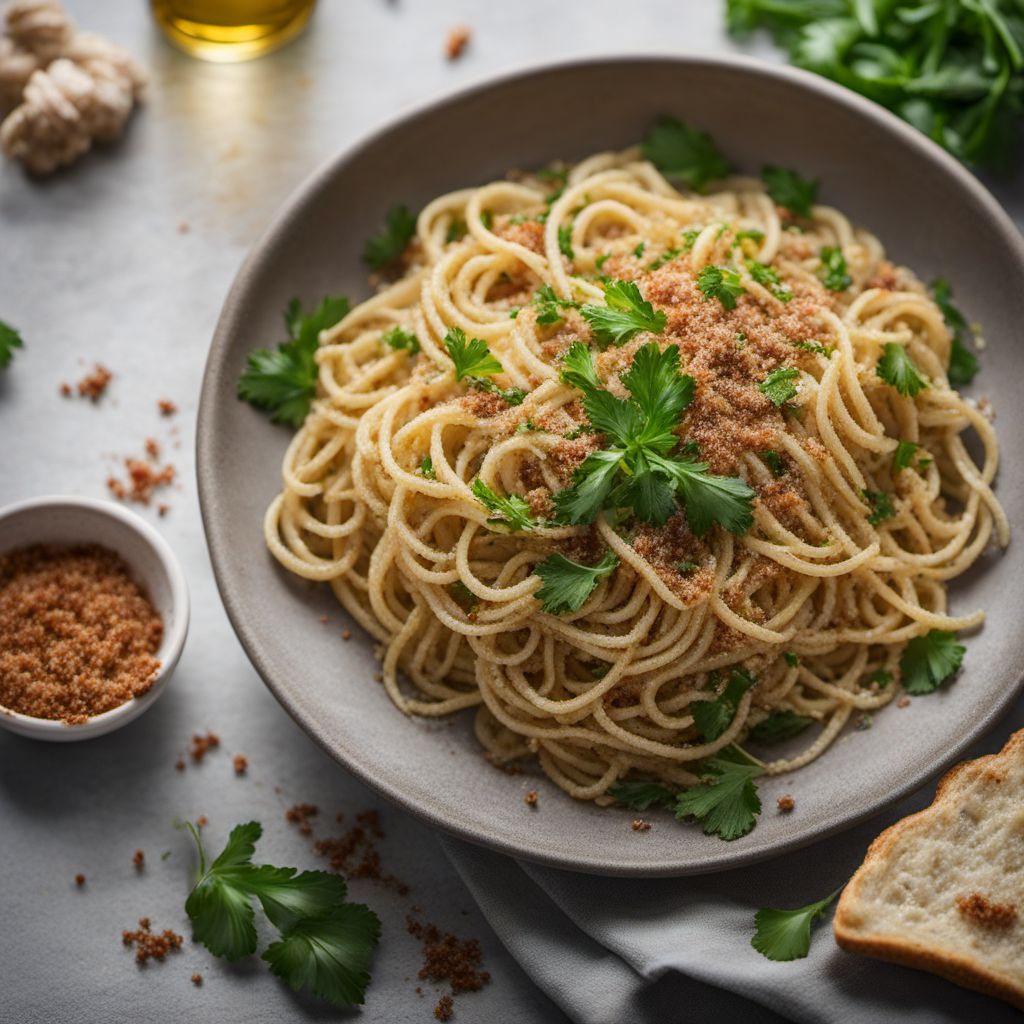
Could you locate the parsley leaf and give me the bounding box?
[449,580,478,612]
[0,319,23,369]
[762,450,785,477]
[865,669,892,688]
[793,339,834,358]
[467,377,527,406]
[876,343,927,397]
[819,246,852,291]
[752,889,842,961]
[533,283,578,326]
[692,669,757,741]
[748,710,814,744]
[444,327,503,381]
[682,228,701,251]
[445,219,467,244]
[892,440,920,473]
[697,265,746,309]
[762,166,818,217]
[758,366,800,407]
[900,630,965,695]
[863,489,896,525]
[747,259,793,302]
[552,449,624,524]
[931,279,978,386]
[675,752,764,841]
[608,780,676,811]
[580,280,667,347]
[471,479,535,532]
[647,247,682,271]
[383,325,420,354]
[642,116,731,191]
[419,456,435,479]
[238,295,350,426]
[558,223,575,260]
[559,341,602,392]
[363,204,416,269]
[184,821,381,1007]
[534,551,618,615]
[651,452,756,535]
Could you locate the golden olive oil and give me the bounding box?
[151,0,316,62]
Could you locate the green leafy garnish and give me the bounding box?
[900,630,965,695]
[419,456,436,479]
[363,204,416,269]
[761,450,785,477]
[0,319,23,369]
[642,116,732,191]
[647,247,683,271]
[558,223,575,261]
[552,342,754,533]
[238,295,350,426]
[608,780,676,811]
[892,440,920,473]
[675,751,764,841]
[735,228,765,244]
[449,580,478,612]
[793,339,834,358]
[580,280,667,346]
[819,246,852,291]
[748,710,814,744]
[758,367,800,407]
[761,166,818,217]
[931,279,978,386]
[445,219,467,244]
[382,325,420,354]
[633,242,646,258]
[533,283,578,327]
[185,822,380,1006]
[752,889,842,962]
[444,327,503,381]
[784,651,799,667]
[682,229,701,251]
[876,343,927,397]
[467,377,527,406]
[863,489,896,525]
[471,479,535,532]
[697,265,746,309]
[747,259,793,302]
[692,669,757,741]
[865,669,893,688]
[534,550,619,615]
[480,210,494,231]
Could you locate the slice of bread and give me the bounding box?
[834,728,1024,1010]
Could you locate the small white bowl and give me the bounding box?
[0,495,189,741]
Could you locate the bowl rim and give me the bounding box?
[0,494,190,740]
[198,52,1024,875]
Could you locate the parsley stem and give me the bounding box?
[185,821,208,880]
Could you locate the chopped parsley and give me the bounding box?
[793,339,834,358]
[382,325,420,354]
[748,710,814,744]
[900,630,965,695]
[444,327,503,381]
[419,456,435,479]
[516,419,537,433]
[675,748,764,841]
[595,252,611,270]
[692,669,757,741]
[534,550,619,615]
[865,669,893,689]
[641,116,731,191]
[449,580,478,612]
[558,223,575,261]
[735,228,765,244]
[761,165,818,217]
[647,247,682,271]
[697,265,746,309]
[445,219,467,244]
[238,295,350,426]
[747,259,793,302]
[552,342,755,534]
[467,377,526,406]
[752,889,842,962]
[819,246,852,291]
[931,278,978,387]
[580,279,667,347]
[471,479,535,532]
[533,283,578,326]
[0,319,23,369]
[892,440,921,473]
[185,821,380,1007]
[363,204,416,270]
[633,242,646,258]
[607,780,676,811]
[863,489,896,525]
[758,367,800,407]
[761,450,786,477]
[877,343,928,397]
[480,209,494,231]
[681,229,701,251]
[783,651,799,667]
[677,560,699,573]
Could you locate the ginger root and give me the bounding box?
[0,0,145,174]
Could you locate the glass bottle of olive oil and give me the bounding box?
[151,0,316,62]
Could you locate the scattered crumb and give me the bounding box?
[144,437,160,460]
[107,446,175,507]
[407,912,491,1000]
[777,795,795,813]
[341,629,352,641]
[174,758,185,772]
[158,399,177,416]
[178,222,189,234]
[191,972,203,986]
[897,696,911,708]
[524,790,538,808]
[189,731,220,763]
[122,918,184,963]
[133,849,145,869]
[373,672,384,683]
[232,753,248,776]
[60,382,71,397]
[434,994,455,1021]
[319,615,328,624]
[445,25,471,60]
[65,363,113,402]
[74,873,86,887]
[286,803,319,836]
[196,815,208,828]
[631,818,650,832]
[312,809,410,895]
[158,504,170,518]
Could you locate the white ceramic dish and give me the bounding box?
[0,495,189,741]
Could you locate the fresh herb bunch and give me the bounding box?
[726,0,1024,169]
[185,822,380,1007]
[238,295,350,426]
[552,341,755,534]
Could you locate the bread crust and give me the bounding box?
[833,729,1024,1011]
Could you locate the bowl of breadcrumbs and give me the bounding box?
[0,495,188,740]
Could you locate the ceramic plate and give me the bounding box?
[198,56,1024,875]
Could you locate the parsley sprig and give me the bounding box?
[762,166,818,217]
[363,205,416,269]
[472,479,535,532]
[383,325,420,354]
[534,551,619,614]
[900,630,965,695]
[238,295,350,426]
[698,265,746,309]
[444,327,502,381]
[533,283,579,326]
[185,822,380,1007]
[747,259,793,302]
[819,246,852,291]
[642,116,732,191]
[553,342,754,533]
[692,669,757,741]
[580,280,667,347]
[752,889,842,961]
[931,278,979,386]
[876,343,928,397]
[748,709,814,744]
[758,367,800,407]
[0,319,23,369]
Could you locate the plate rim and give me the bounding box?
[197,52,1024,876]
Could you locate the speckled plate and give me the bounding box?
[197,55,1024,876]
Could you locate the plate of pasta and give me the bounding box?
[198,56,1024,875]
